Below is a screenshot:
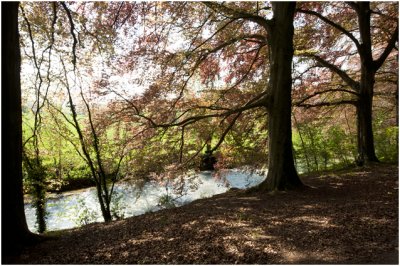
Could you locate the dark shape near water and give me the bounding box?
[200,145,217,171]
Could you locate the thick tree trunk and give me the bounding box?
[356,76,379,164]
[2,2,39,258]
[355,2,379,165]
[356,50,379,164]
[258,2,303,191]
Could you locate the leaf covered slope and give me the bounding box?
[14,164,398,264]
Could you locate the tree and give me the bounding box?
[296,2,398,165]
[1,1,39,258]
[17,2,142,223]
[259,2,303,190]
[61,2,132,222]
[113,2,303,191]
[19,2,58,233]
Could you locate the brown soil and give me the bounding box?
[11,163,399,264]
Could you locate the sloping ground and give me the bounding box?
[11,163,398,264]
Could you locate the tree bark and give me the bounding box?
[355,2,379,164]
[95,181,112,222]
[298,2,398,165]
[2,2,39,258]
[258,2,303,191]
[356,76,379,164]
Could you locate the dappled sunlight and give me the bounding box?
[329,181,345,188]
[279,247,338,264]
[343,170,372,177]
[222,243,244,258]
[15,164,398,264]
[281,249,307,263]
[5,0,396,263]
[299,204,318,210]
[360,216,392,225]
[287,215,338,228]
[180,220,199,230]
[127,234,164,245]
[290,216,338,232]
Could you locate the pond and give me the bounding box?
[25,169,267,233]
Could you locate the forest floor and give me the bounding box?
[11,163,399,264]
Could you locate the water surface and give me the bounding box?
[25,169,266,232]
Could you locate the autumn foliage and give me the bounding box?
[17,1,398,213]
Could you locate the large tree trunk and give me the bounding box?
[2,2,39,259]
[258,2,303,191]
[355,2,379,165]
[356,79,379,165]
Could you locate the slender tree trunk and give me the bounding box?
[305,124,319,171]
[95,181,112,222]
[293,114,311,172]
[2,2,39,258]
[258,2,303,191]
[23,154,47,233]
[396,77,399,128]
[396,54,399,127]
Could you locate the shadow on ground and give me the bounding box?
[11,163,399,264]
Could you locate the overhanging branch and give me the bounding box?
[294,87,359,106]
[210,112,242,153]
[299,52,360,91]
[203,2,272,32]
[373,24,399,71]
[295,99,358,108]
[297,8,361,52]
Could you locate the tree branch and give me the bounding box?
[295,99,358,108]
[168,35,265,115]
[373,24,399,71]
[299,52,360,91]
[60,58,99,185]
[297,8,361,51]
[294,87,359,106]
[61,2,78,70]
[203,2,272,32]
[370,9,399,22]
[210,112,241,153]
[190,17,239,54]
[345,2,359,12]
[198,34,266,58]
[112,2,125,28]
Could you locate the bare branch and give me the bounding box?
[61,2,78,70]
[112,2,125,28]
[296,99,358,108]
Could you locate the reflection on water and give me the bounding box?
[25,169,266,232]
